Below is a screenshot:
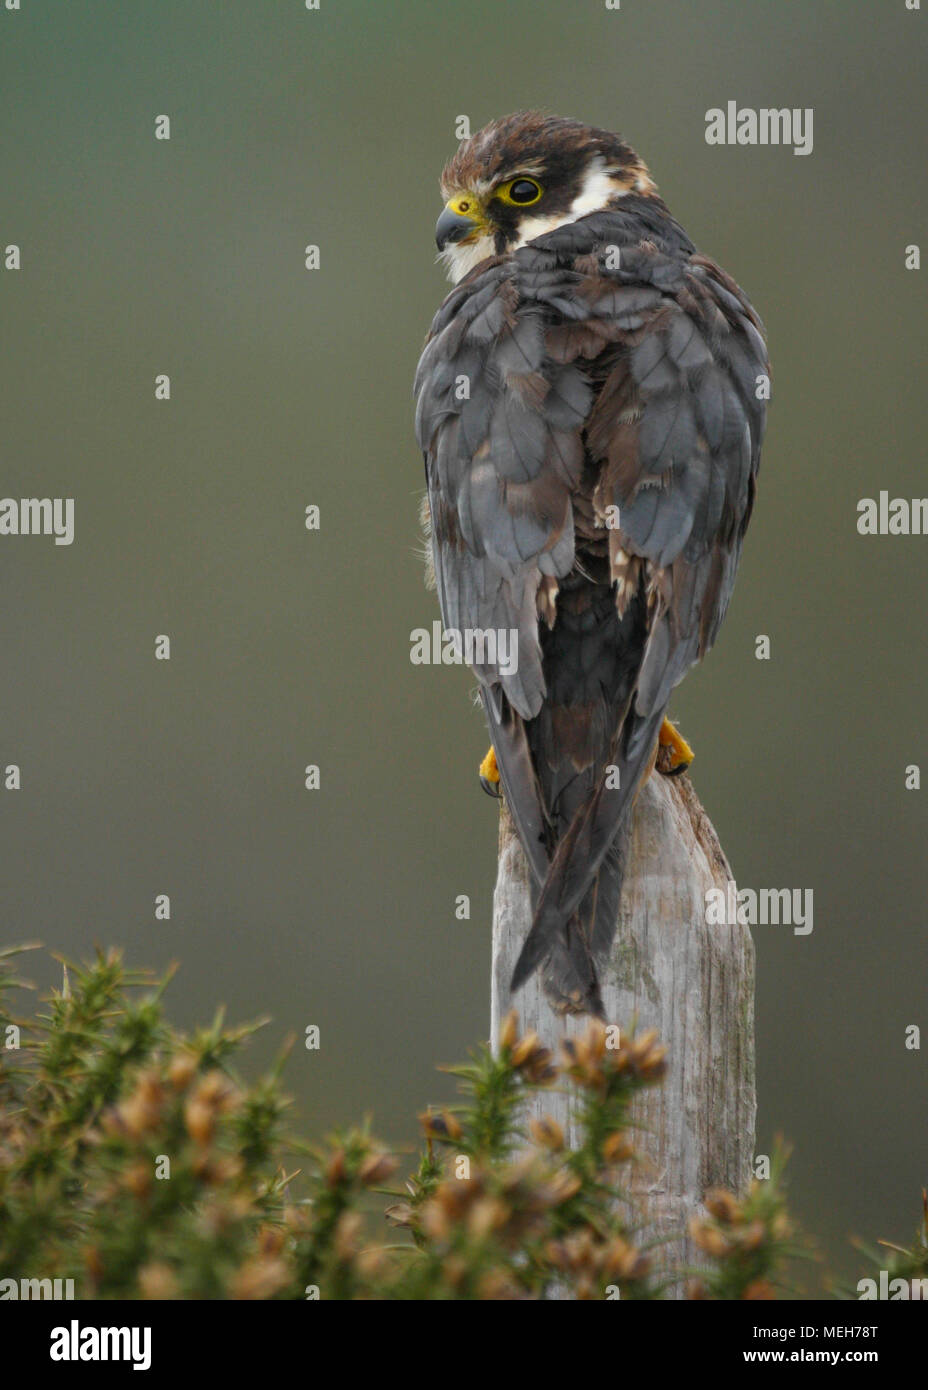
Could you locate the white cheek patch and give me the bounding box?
[572,156,629,214]
[511,213,572,248]
[512,155,628,250]
[440,231,496,283]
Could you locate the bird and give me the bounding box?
[414,112,768,1018]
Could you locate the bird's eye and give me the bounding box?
[498,177,543,206]
[510,180,540,203]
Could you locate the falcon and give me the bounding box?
[414,113,768,1018]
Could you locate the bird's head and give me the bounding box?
[435,111,656,282]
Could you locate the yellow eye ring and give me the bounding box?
[495,177,543,207]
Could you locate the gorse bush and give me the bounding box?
[0,946,922,1300]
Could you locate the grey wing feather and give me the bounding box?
[415,264,587,722]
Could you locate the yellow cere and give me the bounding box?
[447,194,481,219]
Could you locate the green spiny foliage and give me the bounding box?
[843,1193,928,1300]
[685,1146,806,1300]
[0,947,921,1300]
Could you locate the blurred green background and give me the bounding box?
[1,0,926,1289]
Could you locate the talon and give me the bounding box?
[479,746,501,798]
[656,717,694,777]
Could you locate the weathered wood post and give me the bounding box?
[490,770,756,1293]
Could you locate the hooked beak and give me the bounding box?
[435,203,481,251]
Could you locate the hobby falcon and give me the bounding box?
[415,113,768,1018]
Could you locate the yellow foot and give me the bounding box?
[481,722,691,795]
[656,717,694,777]
[479,746,501,798]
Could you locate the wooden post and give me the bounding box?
[490,771,756,1294]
